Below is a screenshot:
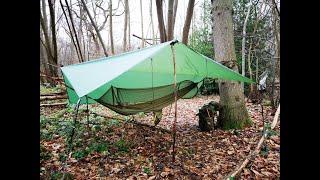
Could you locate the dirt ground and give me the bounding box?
[40,95,280,179]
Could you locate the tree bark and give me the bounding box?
[140,0,145,48]
[123,0,128,51]
[128,1,131,49]
[40,0,52,83]
[80,0,108,57]
[241,0,252,92]
[270,4,280,110]
[40,38,50,84]
[247,41,253,91]
[156,0,167,43]
[42,0,49,41]
[182,0,195,45]
[64,0,84,62]
[79,2,86,61]
[172,0,178,35]
[60,0,83,62]
[48,0,58,71]
[167,0,174,41]
[150,0,155,44]
[40,0,58,81]
[109,0,115,54]
[211,0,251,129]
[60,0,82,62]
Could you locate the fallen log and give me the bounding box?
[40,95,68,101]
[91,111,171,133]
[40,102,68,107]
[40,91,66,96]
[225,104,280,180]
[40,73,63,81]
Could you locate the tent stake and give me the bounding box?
[170,43,177,162]
[68,98,81,151]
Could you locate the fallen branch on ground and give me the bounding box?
[40,73,64,80]
[225,104,280,180]
[91,111,171,133]
[41,91,66,96]
[40,95,68,101]
[40,102,68,107]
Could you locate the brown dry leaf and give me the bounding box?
[41,95,279,179]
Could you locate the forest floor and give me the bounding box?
[40,87,280,180]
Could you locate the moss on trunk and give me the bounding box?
[218,103,252,130]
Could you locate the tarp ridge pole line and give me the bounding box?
[170,43,177,163]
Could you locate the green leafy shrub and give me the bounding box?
[108,119,120,127]
[72,149,88,160]
[51,171,74,180]
[143,167,151,175]
[88,142,109,153]
[40,145,51,163]
[115,139,129,152]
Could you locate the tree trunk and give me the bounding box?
[156,0,167,43]
[60,0,82,62]
[109,0,115,54]
[48,0,58,70]
[42,0,49,41]
[64,0,84,62]
[79,2,86,61]
[128,1,131,49]
[241,0,252,92]
[172,0,178,35]
[167,0,174,41]
[150,0,155,44]
[80,0,108,57]
[247,41,253,91]
[123,0,128,51]
[182,0,195,45]
[270,5,280,110]
[40,38,50,84]
[40,0,58,82]
[211,0,251,129]
[140,0,145,48]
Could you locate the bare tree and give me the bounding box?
[140,0,145,47]
[80,0,108,57]
[167,0,174,41]
[109,0,115,54]
[150,0,155,44]
[40,0,58,81]
[270,0,280,110]
[64,0,84,62]
[156,0,167,43]
[128,0,131,49]
[172,0,178,35]
[60,0,82,62]
[182,0,195,44]
[123,0,128,51]
[211,0,250,129]
[48,0,58,68]
[241,0,253,92]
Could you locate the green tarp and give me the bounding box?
[61,40,253,115]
